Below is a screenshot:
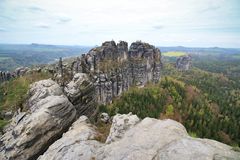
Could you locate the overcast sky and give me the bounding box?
[0,0,239,47]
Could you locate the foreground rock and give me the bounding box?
[39,113,240,160]
[64,73,97,118]
[38,116,102,160]
[0,79,76,160]
[26,79,63,110]
[105,113,140,144]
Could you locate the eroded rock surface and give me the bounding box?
[38,116,102,160]
[38,114,240,160]
[176,55,192,70]
[0,80,76,160]
[64,73,96,117]
[105,113,140,144]
[26,79,63,111]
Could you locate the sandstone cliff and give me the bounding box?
[55,40,162,105]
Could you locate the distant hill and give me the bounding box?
[0,44,92,71]
[159,46,240,55]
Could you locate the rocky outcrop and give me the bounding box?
[176,55,192,70]
[0,80,76,160]
[0,67,33,84]
[15,67,30,76]
[106,113,140,144]
[64,73,97,117]
[0,71,14,83]
[26,79,63,110]
[38,114,240,160]
[37,116,102,160]
[74,40,162,104]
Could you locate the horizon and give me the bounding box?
[1,42,240,50]
[0,0,240,48]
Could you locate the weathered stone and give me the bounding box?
[37,116,102,160]
[154,137,240,160]
[37,114,240,160]
[106,113,140,144]
[64,73,97,117]
[26,79,63,111]
[0,80,76,160]
[98,117,240,160]
[78,41,162,104]
[15,67,29,76]
[99,112,110,123]
[176,55,192,70]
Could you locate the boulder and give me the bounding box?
[64,73,97,118]
[38,116,102,160]
[99,112,110,123]
[26,79,63,111]
[105,113,140,144]
[0,80,76,160]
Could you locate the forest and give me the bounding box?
[100,51,240,147]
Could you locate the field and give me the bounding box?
[0,57,11,61]
[0,44,92,71]
[162,51,186,57]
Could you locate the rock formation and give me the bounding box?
[176,55,192,70]
[15,67,30,77]
[38,114,240,160]
[0,79,76,160]
[105,113,140,144]
[64,73,97,118]
[0,71,14,83]
[37,116,101,160]
[67,40,162,105]
[0,67,30,84]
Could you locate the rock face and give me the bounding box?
[64,73,97,117]
[50,41,161,105]
[176,55,192,70]
[26,79,63,110]
[106,113,140,144]
[75,40,162,104]
[0,80,76,160]
[37,116,102,160]
[0,71,14,83]
[15,67,30,76]
[39,114,240,160]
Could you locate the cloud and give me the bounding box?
[0,27,7,32]
[0,15,15,21]
[35,23,50,29]
[153,25,164,30]
[27,6,45,12]
[200,5,221,13]
[56,15,72,23]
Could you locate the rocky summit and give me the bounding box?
[55,40,162,105]
[0,41,239,160]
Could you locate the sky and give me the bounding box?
[0,0,240,47]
